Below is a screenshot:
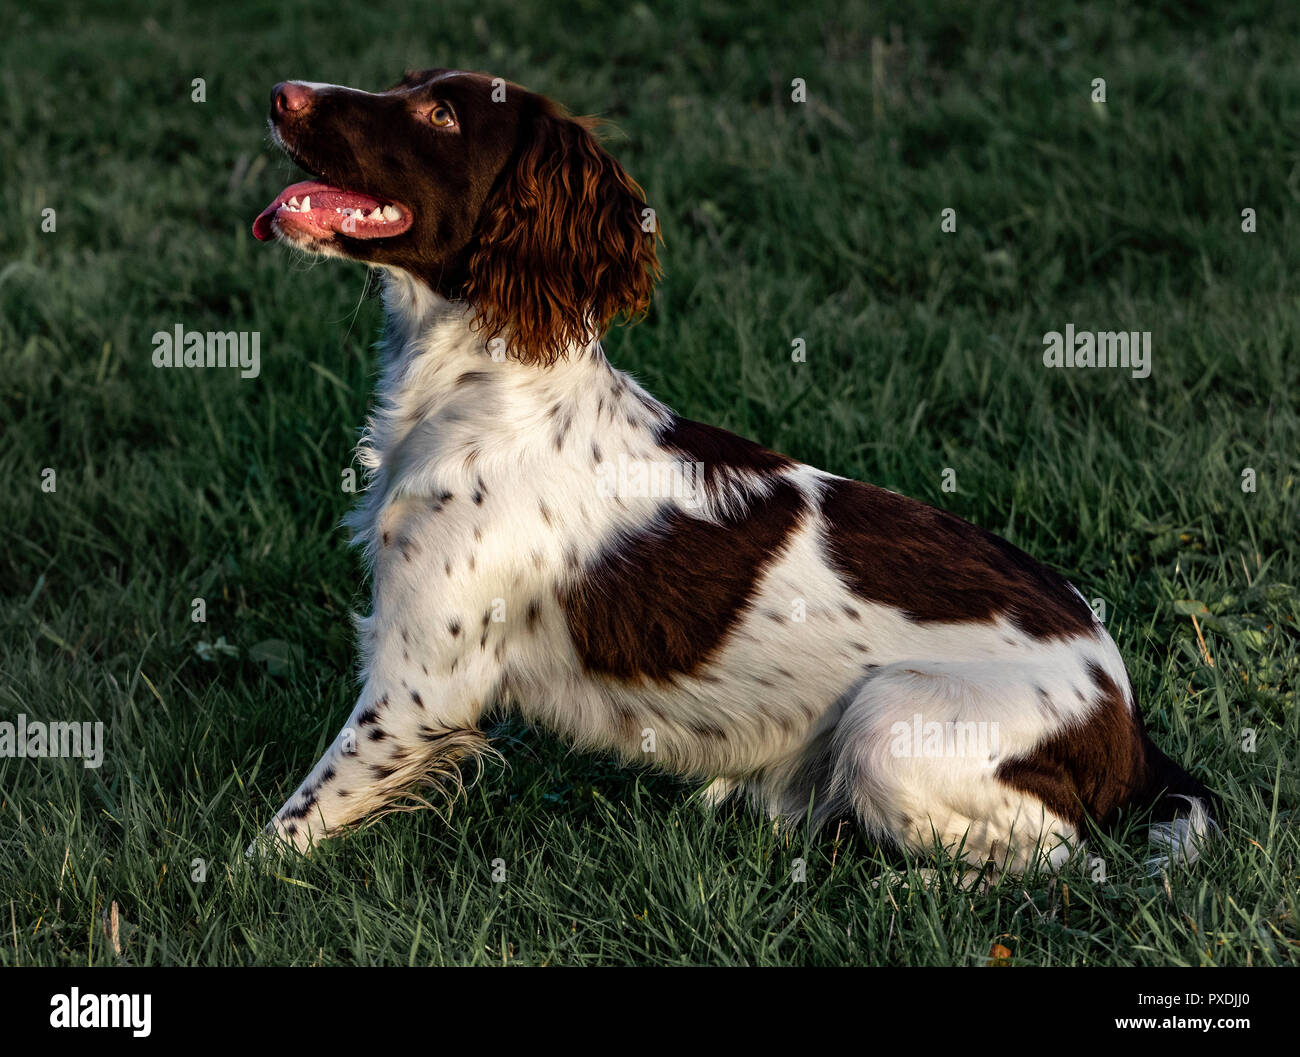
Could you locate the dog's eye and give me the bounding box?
[429,103,456,128]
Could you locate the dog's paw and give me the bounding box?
[244,820,298,864]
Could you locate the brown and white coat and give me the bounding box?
[251,69,1216,872]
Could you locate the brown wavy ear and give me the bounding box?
[463,111,661,366]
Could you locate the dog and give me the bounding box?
[250,69,1217,873]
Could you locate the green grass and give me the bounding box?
[1,0,1298,966]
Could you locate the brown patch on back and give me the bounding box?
[819,478,1095,640]
[560,480,805,681]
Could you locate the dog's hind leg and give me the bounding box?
[824,660,1096,873]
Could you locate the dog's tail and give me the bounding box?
[1137,734,1221,875]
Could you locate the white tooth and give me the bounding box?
[369,208,383,220]
[300,195,311,211]
[382,204,400,221]
[288,196,300,207]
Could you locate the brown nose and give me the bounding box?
[273,82,314,116]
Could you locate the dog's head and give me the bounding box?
[254,69,659,365]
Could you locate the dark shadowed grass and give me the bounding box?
[0,0,1297,965]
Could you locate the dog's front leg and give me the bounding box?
[257,674,491,853]
[256,501,501,853]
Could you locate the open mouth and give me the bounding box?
[252,180,413,243]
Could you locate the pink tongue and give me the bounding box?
[252,180,393,241]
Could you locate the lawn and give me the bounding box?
[0,0,1297,966]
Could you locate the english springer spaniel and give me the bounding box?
[250,69,1217,874]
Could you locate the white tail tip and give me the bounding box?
[1145,794,1219,875]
